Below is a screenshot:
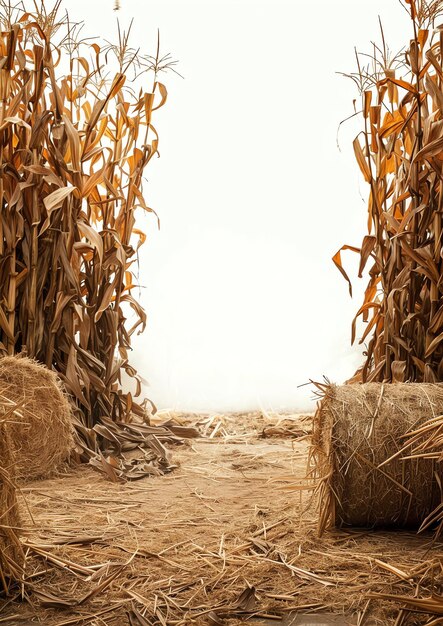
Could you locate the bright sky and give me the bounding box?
[62,0,411,412]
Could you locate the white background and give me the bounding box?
[60,0,412,412]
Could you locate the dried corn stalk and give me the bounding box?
[336,0,443,383]
[0,1,172,453]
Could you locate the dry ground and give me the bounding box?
[1,412,443,626]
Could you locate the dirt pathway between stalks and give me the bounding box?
[2,413,443,625]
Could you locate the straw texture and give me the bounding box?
[0,423,22,595]
[0,355,74,481]
[313,383,443,533]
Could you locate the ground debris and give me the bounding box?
[1,412,442,625]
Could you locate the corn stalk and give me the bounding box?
[337,0,443,383]
[0,1,172,456]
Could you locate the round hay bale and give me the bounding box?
[0,423,22,594]
[0,355,74,481]
[312,383,443,533]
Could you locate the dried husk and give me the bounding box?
[336,2,443,385]
[0,1,172,468]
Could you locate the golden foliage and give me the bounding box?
[337,0,443,383]
[0,2,170,446]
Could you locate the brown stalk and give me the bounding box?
[336,0,443,384]
[0,0,173,457]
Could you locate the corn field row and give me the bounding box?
[0,1,169,452]
[337,0,443,383]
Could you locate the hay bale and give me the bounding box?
[0,423,22,594]
[0,356,74,481]
[312,383,443,533]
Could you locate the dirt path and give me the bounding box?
[1,413,442,625]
